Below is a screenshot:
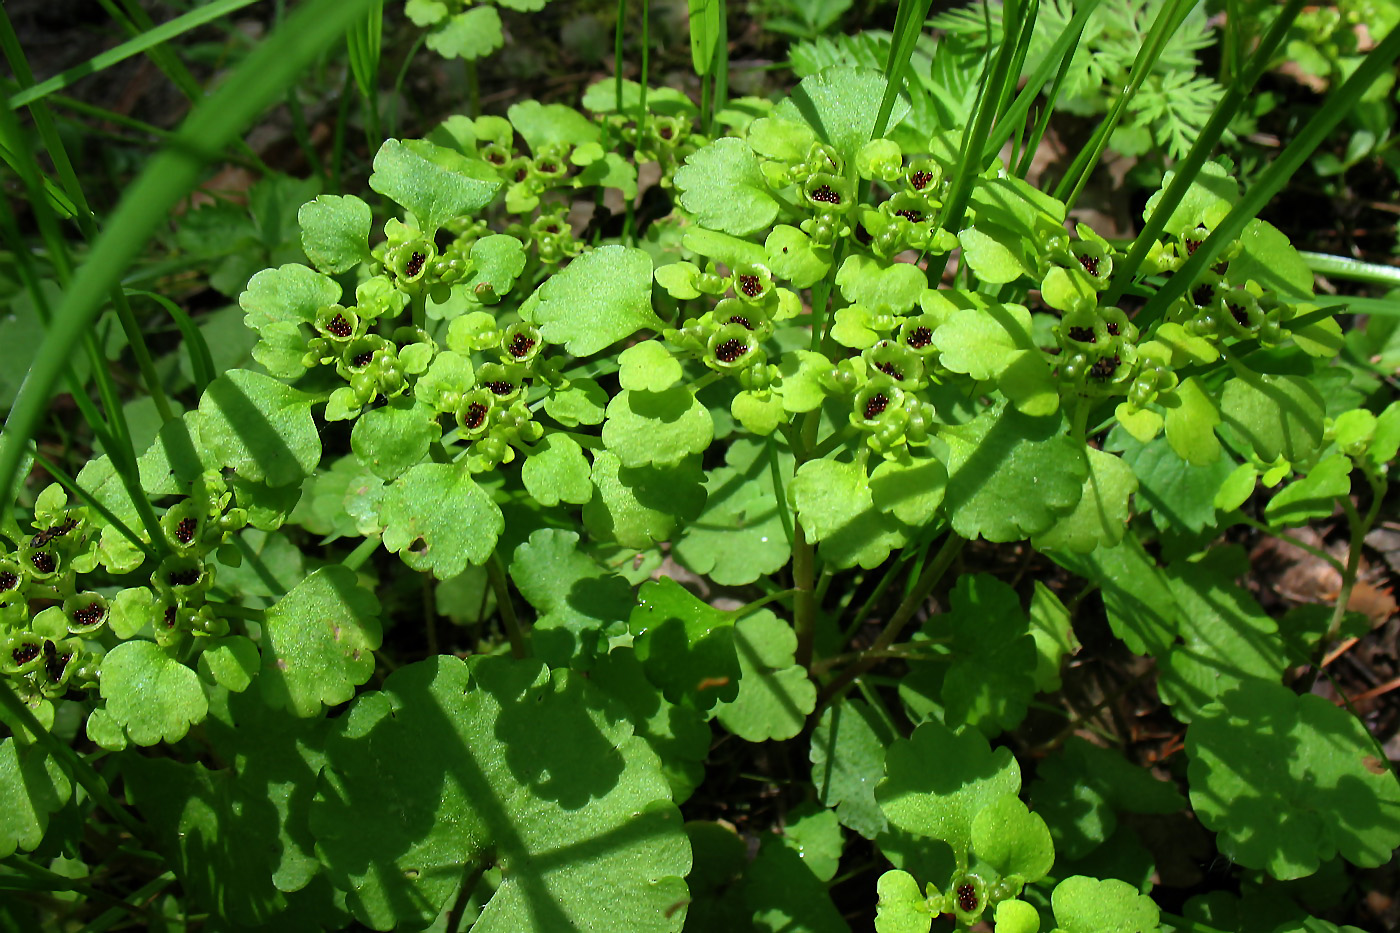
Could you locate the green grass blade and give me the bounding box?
[1300,252,1400,289]
[1104,0,1305,305]
[129,289,217,395]
[873,0,934,140]
[7,0,258,109]
[0,0,380,503]
[347,0,384,99]
[1137,24,1400,324]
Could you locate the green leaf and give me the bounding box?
[869,456,947,526]
[603,387,714,468]
[957,224,1036,284]
[1165,376,1223,465]
[196,636,260,692]
[875,869,933,933]
[836,255,926,312]
[545,377,609,427]
[1232,218,1314,300]
[509,529,634,668]
[714,609,816,741]
[426,4,503,60]
[790,458,910,570]
[1158,554,1287,721]
[310,656,690,931]
[298,194,372,274]
[506,100,600,151]
[197,369,321,487]
[1265,453,1353,526]
[584,452,706,549]
[528,245,661,355]
[682,226,769,269]
[774,67,910,164]
[368,138,501,232]
[379,461,503,578]
[877,719,1022,867]
[590,647,711,802]
[940,574,1038,735]
[780,803,843,882]
[688,0,721,75]
[463,234,527,300]
[0,737,71,857]
[932,303,1038,381]
[521,433,593,507]
[1052,536,1178,657]
[1187,681,1400,880]
[969,795,1053,883]
[766,224,830,288]
[994,899,1040,933]
[1028,582,1078,693]
[744,837,848,933]
[100,640,209,745]
[942,404,1087,542]
[1220,373,1326,464]
[1031,447,1138,553]
[258,565,382,717]
[618,341,684,392]
[1118,432,1236,534]
[811,699,897,839]
[239,264,340,378]
[1051,875,1160,933]
[630,576,740,711]
[674,137,779,237]
[675,438,792,586]
[350,398,440,481]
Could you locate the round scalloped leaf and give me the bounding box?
[100,640,209,745]
[298,194,372,274]
[603,387,714,469]
[811,699,897,840]
[507,100,601,151]
[836,255,926,313]
[969,796,1053,884]
[714,609,815,742]
[619,340,684,392]
[876,719,1022,867]
[629,577,740,711]
[674,438,792,586]
[1263,452,1352,527]
[766,224,830,288]
[350,398,441,481]
[774,67,910,164]
[1186,680,1400,879]
[940,574,1038,735]
[875,869,933,933]
[933,303,1038,381]
[1031,447,1138,554]
[942,403,1087,543]
[509,529,634,668]
[870,456,947,528]
[521,433,593,507]
[1219,373,1326,465]
[584,452,706,550]
[790,459,910,570]
[239,264,340,378]
[196,636,260,692]
[428,6,504,59]
[674,137,779,237]
[527,245,662,356]
[257,566,382,718]
[1051,875,1159,933]
[309,655,690,931]
[379,461,504,579]
[198,369,321,488]
[369,138,501,231]
[0,737,71,857]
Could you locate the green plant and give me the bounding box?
[2,1,1400,930]
[405,0,556,61]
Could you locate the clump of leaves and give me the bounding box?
[405,0,555,60]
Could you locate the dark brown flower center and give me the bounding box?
[1078,254,1100,276]
[0,571,17,592]
[909,170,933,190]
[43,642,71,683]
[463,402,488,430]
[352,351,375,368]
[72,603,106,627]
[175,517,199,545]
[905,326,933,349]
[403,252,426,278]
[1192,284,1214,307]
[810,185,841,204]
[169,567,201,587]
[508,333,537,358]
[893,209,923,223]
[715,339,748,363]
[1089,354,1121,380]
[1066,326,1095,343]
[956,884,978,913]
[864,393,890,419]
[727,315,752,330]
[874,361,904,381]
[327,314,352,338]
[486,381,515,395]
[12,643,39,665]
[30,552,55,575]
[1229,304,1250,326]
[737,274,762,297]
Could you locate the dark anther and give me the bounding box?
[404,252,426,278]
[906,326,933,349]
[487,151,505,164]
[175,517,199,544]
[956,884,978,913]
[508,333,537,358]
[1089,354,1121,380]
[1184,238,1202,256]
[1078,254,1100,276]
[1230,304,1250,326]
[659,126,674,140]
[737,274,762,297]
[0,571,16,591]
[909,169,933,190]
[538,161,557,173]
[1192,284,1214,307]
[1067,326,1095,343]
[30,552,56,575]
[486,381,515,395]
[893,209,923,223]
[463,402,488,430]
[715,339,748,363]
[327,314,353,338]
[810,185,841,204]
[515,168,528,182]
[874,361,904,381]
[864,393,890,419]
[72,604,106,628]
[1106,321,1120,336]
[164,606,177,629]
[12,643,39,665]
[352,351,375,368]
[727,315,752,330]
[43,642,71,682]
[169,567,201,587]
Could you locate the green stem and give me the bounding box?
[815,532,965,710]
[1302,476,1385,689]
[1300,250,1400,287]
[341,536,380,572]
[0,680,151,846]
[792,521,817,670]
[1234,514,1346,576]
[486,551,527,659]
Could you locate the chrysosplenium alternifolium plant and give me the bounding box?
[3,65,1398,932]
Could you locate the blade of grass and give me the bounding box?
[128,288,217,395]
[1300,251,1400,289]
[1104,0,1305,305]
[0,0,380,503]
[7,0,257,109]
[872,0,934,140]
[1136,24,1400,325]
